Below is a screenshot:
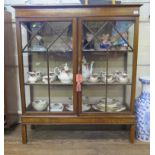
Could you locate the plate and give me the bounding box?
[92,104,105,112]
[82,104,91,112]
[48,103,64,112]
[66,104,91,112]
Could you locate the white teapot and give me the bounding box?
[82,57,94,81]
[54,63,73,84]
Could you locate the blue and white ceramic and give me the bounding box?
[135,77,150,142]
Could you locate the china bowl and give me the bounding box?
[42,75,48,84]
[118,73,129,83]
[107,74,114,83]
[89,74,99,83]
[48,103,64,112]
[32,100,48,111]
[49,72,57,82]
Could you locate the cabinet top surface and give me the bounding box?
[12,4,142,9]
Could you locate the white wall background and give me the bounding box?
[4,0,150,113]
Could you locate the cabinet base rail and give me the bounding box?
[21,115,135,144]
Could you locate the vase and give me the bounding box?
[135,77,150,142]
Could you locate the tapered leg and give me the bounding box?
[130,124,135,143]
[21,124,27,144]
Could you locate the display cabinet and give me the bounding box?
[13,4,141,144]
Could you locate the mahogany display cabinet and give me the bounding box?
[13,4,141,144]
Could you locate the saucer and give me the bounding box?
[48,103,64,112]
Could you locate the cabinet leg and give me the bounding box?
[130,124,135,143]
[21,124,27,144]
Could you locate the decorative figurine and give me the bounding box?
[83,33,95,50]
[100,33,111,49]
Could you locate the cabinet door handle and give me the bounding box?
[76,74,83,92]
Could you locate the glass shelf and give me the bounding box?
[82,81,132,86]
[24,81,73,86]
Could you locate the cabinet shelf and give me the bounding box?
[22,50,72,53]
[23,50,47,53]
[24,81,73,86]
[26,102,129,113]
[24,81,132,86]
[82,81,132,86]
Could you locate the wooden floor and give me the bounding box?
[4,124,149,155]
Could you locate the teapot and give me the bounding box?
[82,57,94,81]
[27,71,41,83]
[54,63,73,84]
[32,99,48,111]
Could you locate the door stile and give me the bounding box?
[16,19,27,113]
[77,18,83,115]
[130,17,139,114]
[73,18,78,115]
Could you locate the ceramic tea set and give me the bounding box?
[81,57,129,83]
[32,99,64,112]
[31,96,126,112]
[100,71,129,84]
[92,98,126,112]
[27,63,73,84]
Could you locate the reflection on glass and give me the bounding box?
[21,21,72,52]
[82,86,106,112]
[107,85,131,112]
[81,20,134,113]
[82,21,134,51]
[22,21,74,113]
[50,86,73,112]
[25,85,49,112]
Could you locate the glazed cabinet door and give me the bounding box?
[78,17,135,114]
[18,18,78,114]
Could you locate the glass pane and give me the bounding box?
[82,20,134,51]
[48,21,74,113]
[82,86,106,112]
[25,85,49,112]
[107,85,131,112]
[21,22,47,52]
[50,86,73,112]
[82,50,107,113]
[22,21,74,114]
[81,20,134,113]
[23,53,48,84]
